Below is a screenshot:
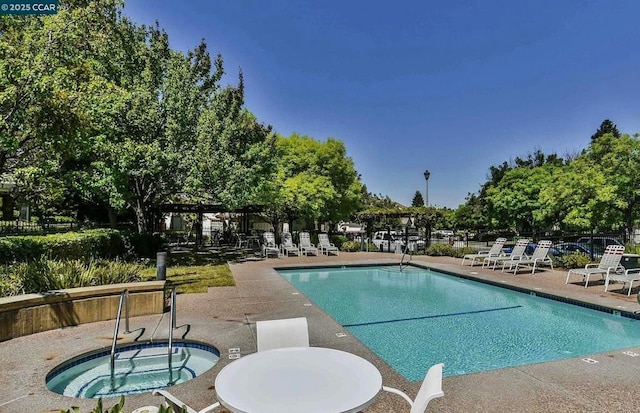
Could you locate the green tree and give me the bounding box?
[274,134,362,229]
[591,119,620,142]
[486,164,558,238]
[190,74,278,210]
[586,133,640,239]
[411,191,425,207]
[538,156,619,233]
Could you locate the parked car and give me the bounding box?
[503,242,537,256]
[550,242,602,259]
[575,237,623,255]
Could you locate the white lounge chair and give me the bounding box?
[605,267,640,296]
[383,363,444,413]
[262,231,280,258]
[504,240,554,274]
[280,232,300,256]
[153,389,220,413]
[318,233,339,256]
[483,239,529,270]
[565,244,625,287]
[461,238,506,266]
[256,317,310,352]
[298,232,319,256]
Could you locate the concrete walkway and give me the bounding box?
[1,252,640,412]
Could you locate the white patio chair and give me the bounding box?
[298,232,319,256]
[152,389,220,413]
[461,237,506,266]
[280,232,300,256]
[262,231,280,258]
[318,233,339,256]
[565,244,625,287]
[483,239,529,270]
[605,267,640,296]
[383,363,444,413]
[504,240,554,274]
[256,317,310,352]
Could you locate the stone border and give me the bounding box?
[0,281,165,342]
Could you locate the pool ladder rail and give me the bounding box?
[109,288,179,385]
[110,289,131,382]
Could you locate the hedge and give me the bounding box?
[0,229,163,264]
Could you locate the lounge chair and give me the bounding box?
[153,389,220,413]
[383,363,444,413]
[483,239,529,270]
[280,231,300,256]
[565,244,625,287]
[605,267,640,296]
[256,317,310,352]
[461,238,506,266]
[318,233,339,256]
[262,232,280,258]
[503,240,554,274]
[298,232,319,256]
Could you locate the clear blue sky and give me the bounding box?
[123,0,640,208]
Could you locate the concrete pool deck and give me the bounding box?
[1,252,640,412]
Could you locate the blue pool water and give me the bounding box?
[278,265,640,380]
[46,341,220,398]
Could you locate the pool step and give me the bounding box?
[114,346,187,367]
[83,366,195,398]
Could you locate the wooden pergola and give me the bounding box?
[151,203,264,248]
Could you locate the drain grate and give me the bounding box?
[335,332,347,338]
[581,358,598,364]
[623,351,639,357]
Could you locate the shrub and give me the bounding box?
[560,252,594,269]
[340,241,377,252]
[340,241,361,252]
[329,234,348,249]
[426,243,455,256]
[451,246,476,258]
[0,258,143,296]
[0,229,165,265]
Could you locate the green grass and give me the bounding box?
[140,251,235,294]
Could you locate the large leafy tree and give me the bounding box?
[274,134,362,229]
[190,74,278,209]
[587,133,640,239]
[486,163,559,238]
[538,156,619,233]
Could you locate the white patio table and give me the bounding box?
[214,346,382,413]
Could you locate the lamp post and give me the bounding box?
[423,169,430,207]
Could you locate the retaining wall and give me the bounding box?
[0,281,165,342]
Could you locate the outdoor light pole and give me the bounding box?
[423,169,430,207]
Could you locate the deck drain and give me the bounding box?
[292,292,300,295]
[303,303,312,307]
[229,348,240,354]
[469,272,478,275]
[581,358,598,364]
[229,354,241,360]
[335,332,347,338]
[623,351,639,357]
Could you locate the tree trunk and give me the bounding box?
[133,204,147,233]
[107,207,118,228]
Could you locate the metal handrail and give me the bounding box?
[168,287,176,372]
[110,289,130,381]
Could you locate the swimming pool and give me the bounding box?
[46,341,220,398]
[278,265,640,380]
